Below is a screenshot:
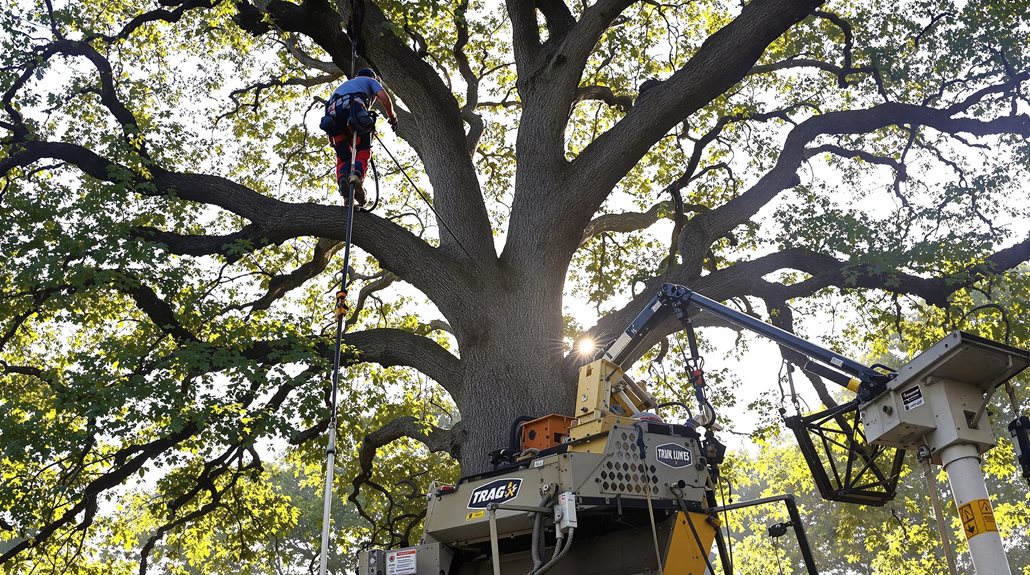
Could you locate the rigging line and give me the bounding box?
[643,475,664,575]
[771,535,786,575]
[373,132,485,275]
[719,477,734,570]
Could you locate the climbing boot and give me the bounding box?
[347,171,366,206]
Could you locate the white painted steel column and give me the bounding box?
[940,444,1011,575]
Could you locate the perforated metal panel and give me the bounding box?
[599,430,661,496]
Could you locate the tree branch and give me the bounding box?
[506,0,541,76]
[0,423,202,564]
[580,201,671,246]
[576,236,1030,374]
[279,34,342,74]
[107,0,219,42]
[453,0,485,156]
[508,0,822,275]
[575,84,634,112]
[250,238,343,311]
[221,72,342,119]
[2,138,478,321]
[341,328,462,397]
[349,417,464,509]
[346,271,398,327]
[234,0,495,263]
[749,57,887,99]
[684,93,1030,268]
[536,0,576,43]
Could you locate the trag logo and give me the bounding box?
[655,443,692,468]
[467,478,522,509]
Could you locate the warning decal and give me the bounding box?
[386,548,417,575]
[901,386,924,411]
[959,498,998,540]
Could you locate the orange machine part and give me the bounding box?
[520,414,576,451]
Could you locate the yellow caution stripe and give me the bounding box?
[958,498,998,540]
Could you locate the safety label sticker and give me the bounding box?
[901,386,925,411]
[465,510,485,521]
[386,548,417,575]
[959,498,998,540]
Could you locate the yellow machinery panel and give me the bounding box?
[567,416,640,452]
[570,359,657,444]
[572,359,622,425]
[664,511,718,575]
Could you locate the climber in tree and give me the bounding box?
[321,67,397,206]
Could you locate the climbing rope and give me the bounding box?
[373,132,482,271]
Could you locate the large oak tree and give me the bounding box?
[2,0,1029,572]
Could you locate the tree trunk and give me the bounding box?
[452,279,574,471]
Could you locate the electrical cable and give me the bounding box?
[373,132,483,274]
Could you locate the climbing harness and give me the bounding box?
[321,93,375,138]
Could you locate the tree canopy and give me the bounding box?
[1,0,1029,573]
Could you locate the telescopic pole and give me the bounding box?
[317,16,361,574]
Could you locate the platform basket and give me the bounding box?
[784,400,905,506]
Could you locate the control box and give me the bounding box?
[862,331,1029,463]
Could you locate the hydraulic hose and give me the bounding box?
[528,530,565,575]
[533,528,575,575]
[530,493,550,571]
[510,415,535,453]
[549,531,564,563]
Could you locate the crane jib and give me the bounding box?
[603,283,891,400]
